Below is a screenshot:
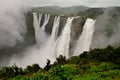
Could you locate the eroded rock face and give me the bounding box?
[71,18,85,40]
[69,18,85,56]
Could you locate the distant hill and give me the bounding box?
[31,6,120,17]
[31,6,89,15]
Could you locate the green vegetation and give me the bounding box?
[0,46,120,80]
[77,8,104,19]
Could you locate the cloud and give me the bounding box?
[0,0,27,48]
[26,0,120,7]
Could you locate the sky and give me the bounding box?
[25,0,120,7]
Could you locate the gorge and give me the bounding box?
[0,6,120,68]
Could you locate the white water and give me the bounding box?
[41,14,50,30]
[33,13,50,45]
[40,16,61,65]
[33,13,41,43]
[56,17,74,59]
[49,16,60,46]
[30,16,60,67]
[9,15,60,68]
[39,13,42,25]
[73,18,96,56]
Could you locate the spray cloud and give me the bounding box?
[0,0,27,48]
[91,8,120,48]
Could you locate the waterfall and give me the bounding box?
[9,15,60,68]
[43,16,60,64]
[49,16,60,45]
[41,14,50,30]
[33,13,50,45]
[35,16,60,67]
[38,13,42,26]
[33,13,42,44]
[73,18,96,56]
[56,17,75,58]
[33,13,41,42]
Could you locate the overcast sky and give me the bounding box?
[25,0,120,7]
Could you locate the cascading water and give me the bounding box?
[41,14,50,30]
[73,18,96,56]
[33,13,41,43]
[39,13,42,25]
[9,15,61,68]
[56,17,75,59]
[31,15,60,67]
[49,16,60,46]
[41,16,61,64]
[33,13,50,45]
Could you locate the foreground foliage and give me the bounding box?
[0,46,120,80]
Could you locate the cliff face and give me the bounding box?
[37,13,83,39]
[71,18,85,39]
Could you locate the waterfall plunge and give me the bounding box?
[29,15,60,67]
[39,16,61,66]
[73,18,96,56]
[33,13,40,41]
[33,13,50,45]
[32,15,61,67]
[49,16,60,46]
[56,17,75,59]
[9,15,60,68]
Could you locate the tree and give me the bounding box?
[54,55,67,65]
[44,59,51,71]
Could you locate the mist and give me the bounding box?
[91,8,120,48]
[9,44,56,68]
[9,13,57,68]
[0,0,27,48]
